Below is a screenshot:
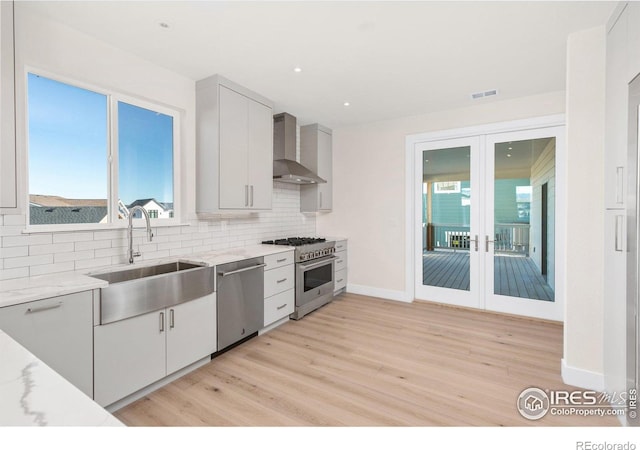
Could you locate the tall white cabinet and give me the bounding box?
[604,2,635,401]
[0,1,17,210]
[196,75,273,213]
[300,124,333,212]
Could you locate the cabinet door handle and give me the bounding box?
[250,185,254,207]
[337,279,344,283]
[276,258,287,263]
[169,309,175,329]
[276,278,287,283]
[276,303,288,310]
[26,301,62,314]
[245,185,249,207]
[615,215,624,252]
[320,191,323,209]
[616,167,624,205]
[160,312,165,332]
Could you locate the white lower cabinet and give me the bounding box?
[0,291,94,397]
[94,293,216,407]
[334,240,348,295]
[263,251,295,328]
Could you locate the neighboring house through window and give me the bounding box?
[27,72,178,226]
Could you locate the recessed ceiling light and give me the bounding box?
[343,102,350,107]
[159,22,170,28]
[508,146,513,150]
[293,67,302,73]
[507,153,512,158]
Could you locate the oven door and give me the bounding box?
[296,256,336,307]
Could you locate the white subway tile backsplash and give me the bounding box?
[52,232,95,243]
[4,254,54,269]
[74,239,111,251]
[0,186,316,279]
[0,267,29,280]
[2,234,52,248]
[30,261,75,277]
[75,257,112,271]
[29,242,75,256]
[54,250,95,263]
[0,246,28,258]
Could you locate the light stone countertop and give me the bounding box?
[0,244,295,309]
[0,328,123,426]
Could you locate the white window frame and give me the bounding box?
[23,68,181,232]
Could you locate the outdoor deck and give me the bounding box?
[422,250,554,301]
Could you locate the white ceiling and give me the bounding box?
[20,1,616,129]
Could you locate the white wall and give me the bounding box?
[316,91,566,298]
[0,7,315,280]
[563,26,606,385]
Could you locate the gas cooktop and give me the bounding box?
[262,237,327,247]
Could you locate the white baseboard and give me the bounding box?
[347,284,412,303]
[561,358,605,391]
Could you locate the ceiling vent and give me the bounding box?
[471,89,498,100]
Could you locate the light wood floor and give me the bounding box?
[115,293,619,427]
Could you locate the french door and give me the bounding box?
[413,123,564,321]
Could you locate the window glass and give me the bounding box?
[117,101,174,221]
[28,73,108,225]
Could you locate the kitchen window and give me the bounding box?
[27,72,180,228]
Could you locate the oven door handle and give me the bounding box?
[299,256,337,271]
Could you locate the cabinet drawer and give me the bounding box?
[264,264,294,298]
[264,289,294,326]
[264,251,294,270]
[335,269,347,292]
[334,250,347,271]
[334,240,347,252]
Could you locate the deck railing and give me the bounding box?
[424,222,530,255]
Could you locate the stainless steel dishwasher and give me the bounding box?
[216,257,265,352]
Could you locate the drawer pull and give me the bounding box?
[276,303,288,310]
[337,279,344,283]
[26,301,62,314]
[160,312,165,332]
[276,258,287,263]
[276,278,288,283]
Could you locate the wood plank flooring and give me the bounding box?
[423,251,554,301]
[114,293,618,427]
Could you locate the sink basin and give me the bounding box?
[90,261,203,284]
[90,261,215,325]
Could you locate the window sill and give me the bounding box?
[23,221,190,234]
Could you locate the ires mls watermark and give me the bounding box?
[516,386,636,420]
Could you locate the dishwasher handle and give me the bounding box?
[218,263,266,277]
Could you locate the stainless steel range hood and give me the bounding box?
[273,112,326,185]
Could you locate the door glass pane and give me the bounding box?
[494,138,555,301]
[422,147,471,291]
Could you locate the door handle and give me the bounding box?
[159,311,165,332]
[485,235,495,252]
[250,185,254,207]
[169,309,175,329]
[469,235,479,252]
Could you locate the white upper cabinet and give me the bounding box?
[605,6,629,210]
[0,1,17,210]
[628,2,640,82]
[300,124,333,212]
[196,75,273,213]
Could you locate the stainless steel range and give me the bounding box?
[262,237,336,319]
